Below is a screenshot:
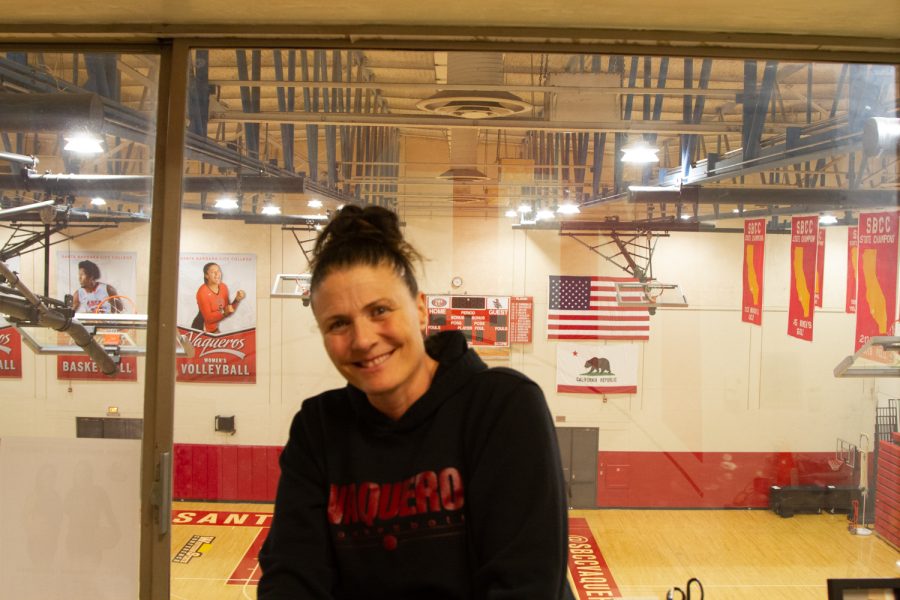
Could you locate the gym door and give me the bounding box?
[556,427,598,509]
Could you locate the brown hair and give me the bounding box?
[309,205,422,298]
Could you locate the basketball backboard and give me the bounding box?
[614,281,689,308]
[833,336,900,378]
[271,273,312,306]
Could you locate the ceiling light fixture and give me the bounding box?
[819,214,838,225]
[214,197,239,210]
[90,197,107,206]
[261,203,282,216]
[535,209,555,221]
[557,203,580,215]
[63,133,103,155]
[307,198,323,209]
[517,203,532,214]
[621,141,660,164]
[504,209,518,218]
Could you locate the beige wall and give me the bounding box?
[0,207,887,453]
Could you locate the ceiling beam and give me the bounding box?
[210,110,763,134]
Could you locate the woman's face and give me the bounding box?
[312,263,430,408]
[205,264,222,286]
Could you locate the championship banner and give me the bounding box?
[176,253,256,383]
[56,250,138,381]
[0,324,23,378]
[814,228,826,308]
[787,215,818,341]
[741,218,766,325]
[854,211,899,353]
[556,342,638,394]
[846,226,858,314]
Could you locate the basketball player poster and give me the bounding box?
[741,218,766,325]
[176,253,256,384]
[854,211,899,354]
[787,215,818,342]
[846,226,858,314]
[0,256,22,378]
[56,250,138,381]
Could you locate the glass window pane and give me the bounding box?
[0,49,160,597]
[173,47,899,599]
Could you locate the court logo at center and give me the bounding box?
[173,535,216,564]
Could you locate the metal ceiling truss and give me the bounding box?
[563,230,662,281]
[1,50,896,222]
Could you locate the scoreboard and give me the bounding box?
[426,295,533,347]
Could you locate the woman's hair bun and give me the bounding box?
[309,205,422,295]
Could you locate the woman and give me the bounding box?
[192,262,246,333]
[258,205,569,599]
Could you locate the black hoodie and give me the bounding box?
[258,330,568,599]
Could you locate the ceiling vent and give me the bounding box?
[417,91,531,119]
[417,52,530,119]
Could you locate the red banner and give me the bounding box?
[854,211,899,352]
[814,228,826,308]
[0,326,23,378]
[742,218,766,325]
[176,327,257,383]
[509,296,533,343]
[846,226,858,314]
[57,355,138,381]
[788,215,818,341]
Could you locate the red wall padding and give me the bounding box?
[596,451,856,508]
[174,443,283,502]
[174,444,856,508]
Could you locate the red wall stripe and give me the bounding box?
[173,444,857,508]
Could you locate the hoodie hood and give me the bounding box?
[347,330,486,434]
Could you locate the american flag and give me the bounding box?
[547,275,650,340]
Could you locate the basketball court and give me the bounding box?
[170,502,900,600]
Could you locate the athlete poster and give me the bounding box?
[787,215,818,342]
[556,342,639,395]
[56,250,138,381]
[741,218,766,325]
[176,253,256,383]
[846,226,858,314]
[854,211,899,353]
[814,228,826,308]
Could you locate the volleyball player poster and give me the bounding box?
[0,255,22,378]
[55,250,138,381]
[854,211,899,354]
[787,215,818,341]
[846,226,858,314]
[176,253,256,384]
[741,218,766,325]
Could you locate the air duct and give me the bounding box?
[0,93,104,133]
[417,52,530,120]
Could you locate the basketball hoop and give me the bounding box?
[93,295,136,346]
[827,457,844,472]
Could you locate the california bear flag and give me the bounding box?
[556,342,639,394]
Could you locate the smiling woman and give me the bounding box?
[257,205,570,600]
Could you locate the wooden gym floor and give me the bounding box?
[170,501,899,600]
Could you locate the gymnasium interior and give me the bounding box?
[0,6,898,600]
